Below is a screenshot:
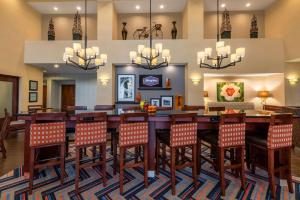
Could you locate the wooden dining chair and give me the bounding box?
[182,105,205,111]
[247,113,294,199]
[0,112,10,158]
[74,112,108,195]
[67,106,88,111]
[113,112,149,194]
[29,112,66,194]
[3,108,25,139]
[208,106,226,112]
[198,113,246,196]
[156,113,198,195]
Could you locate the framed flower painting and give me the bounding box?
[217,82,244,102]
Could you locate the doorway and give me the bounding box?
[0,74,19,118]
[61,84,75,111]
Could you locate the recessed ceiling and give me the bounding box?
[204,0,277,11]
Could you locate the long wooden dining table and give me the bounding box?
[17,109,295,178]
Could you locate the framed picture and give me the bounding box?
[29,92,38,102]
[161,96,173,108]
[150,98,160,106]
[217,82,244,102]
[117,74,135,102]
[139,75,162,88]
[29,80,38,91]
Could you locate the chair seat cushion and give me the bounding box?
[246,135,267,147]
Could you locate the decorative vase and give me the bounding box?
[136,92,141,102]
[122,22,128,40]
[171,21,177,39]
[48,17,55,41]
[166,78,171,88]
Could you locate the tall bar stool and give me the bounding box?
[114,112,149,194]
[247,114,294,199]
[198,113,246,196]
[74,112,108,195]
[156,113,198,195]
[0,111,10,158]
[29,112,66,194]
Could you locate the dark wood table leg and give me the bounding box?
[148,120,156,177]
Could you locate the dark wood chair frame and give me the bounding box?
[182,105,205,111]
[0,111,10,158]
[113,112,149,194]
[208,106,226,112]
[198,113,246,196]
[248,114,294,199]
[156,113,198,195]
[29,112,66,194]
[74,112,108,195]
[66,106,88,111]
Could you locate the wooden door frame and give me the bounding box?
[0,74,19,118]
[61,84,75,111]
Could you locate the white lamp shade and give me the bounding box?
[95,58,103,65]
[216,41,225,49]
[197,51,205,59]
[129,51,137,60]
[155,43,163,53]
[138,45,145,54]
[65,47,74,57]
[79,58,84,65]
[63,53,67,62]
[236,48,246,58]
[92,46,99,56]
[225,45,231,55]
[136,56,142,64]
[204,48,212,57]
[73,43,81,52]
[230,54,237,63]
[100,54,108,63]
[162,49,170,58]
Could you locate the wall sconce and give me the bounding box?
[257,90,271,105]
[288,78,298,85]
[99,78,109,86]
[191,78,201,85]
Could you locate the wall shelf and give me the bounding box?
[138,87,172,91]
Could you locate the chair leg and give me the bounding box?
[162,144,166,170]
[192,144,198,188]
[219,147,225,197]
[249,144,256,174]
[110,132,114,155]
[101,143,107,187]
[135,147,139,163]
[144,144,148,188]
[119,147,124,195]
[171,147,176,196]
[29,148,35,195]
[197,140,202,175]
[113,134,117,175]
[60,144,65,184]
[287,148,294,193]
[240,147,246,190]
[0,139,6,159]
[268,149,276,199]
[75,148,80,195]
[155,137,160,175]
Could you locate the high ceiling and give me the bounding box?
[28,0,277,14]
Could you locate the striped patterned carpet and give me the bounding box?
[0,147,299,200]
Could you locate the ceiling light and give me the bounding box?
[53,7,58,11]
[76,6,82,11]
[54,64,60,68]
[135,5,140,10]
[221,3,226,8]
[246,3,251,7]
[159,5,164,9]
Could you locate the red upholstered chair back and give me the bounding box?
[30,112,66,147]
[170,113,198,147]
[267,114,293,149]
[218,113,246,148]
[119,113,148,147]
[75,112,107,147]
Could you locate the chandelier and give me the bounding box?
[63,0,107,70]
[197,0,245,70]
[129,0,171,70]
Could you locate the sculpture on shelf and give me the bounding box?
[220,9,232,39]
[48,17,55,41]
[72,11,82,40]
[171,21,177,39]
[122,22,128,40]
[250,15,258,38]
[133,23,163,40]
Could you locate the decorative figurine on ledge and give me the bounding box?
[220,9,232,39]
[72,11,82,40]
[250,15,258,38]
[122,22,128,40]
[48,17,55,41]
[171,21,177,39]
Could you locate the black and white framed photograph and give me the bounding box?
[29,80,38,91]
[150,98,160,106]
[161,96,173,108]
[117,74,135,102]
[29,92,38,102]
